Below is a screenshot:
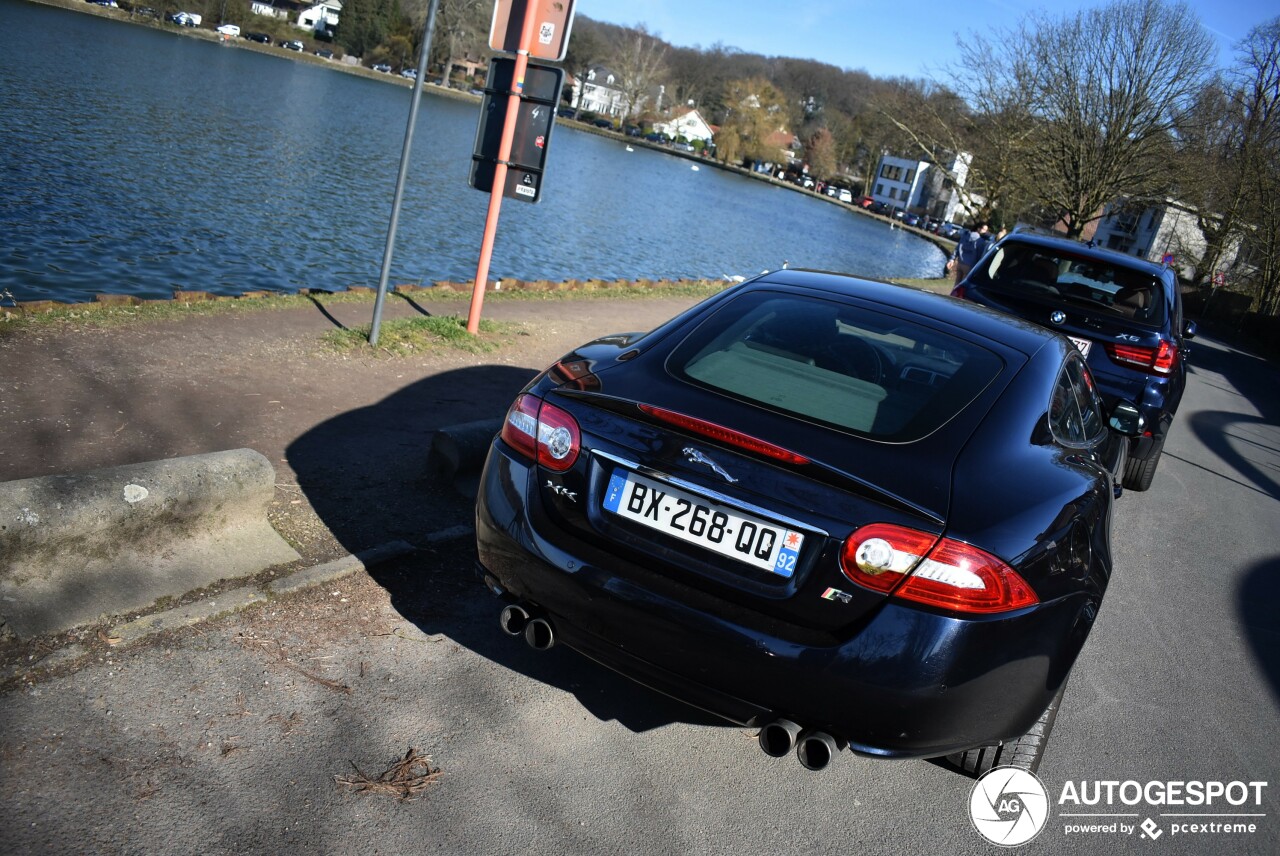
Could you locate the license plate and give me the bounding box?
[602,470,803,578]
[1068,336,1092,357]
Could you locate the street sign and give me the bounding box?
[489,0,576,61]
[1213,271,1226,288]
[1162,252,1175,266]
[469,58,563,203]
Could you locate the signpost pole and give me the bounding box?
[466,0,538,334]
[369,0,441,346]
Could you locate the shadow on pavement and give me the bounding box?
[1237,556,1280,709]
[1185,335,1280,500]
[287,365,726,735]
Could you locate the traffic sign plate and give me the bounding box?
[489,0,576,61]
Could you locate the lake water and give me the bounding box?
[0,0,946,305]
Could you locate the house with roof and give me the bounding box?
[249,0,290,20]
[651,107,714,144]
[871,151,978,222]
[296,0,341,34]
[569,66,626,119]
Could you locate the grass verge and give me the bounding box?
[322,315,525,357]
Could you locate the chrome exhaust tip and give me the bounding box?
[758,720,803,758]
[524,616,555,650]
[498,604,530,637]
[796,730,844,771]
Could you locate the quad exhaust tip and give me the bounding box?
[524,616,555,650]
[498,604,556,651]
[758,720,803,758]
[796,730,844,771]
[499,604,530,637]
[759,720,844,770]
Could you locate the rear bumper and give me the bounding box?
[476,443,1096,759]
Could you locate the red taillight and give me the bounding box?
[500,394,581,472]
[840,523,1039,614]
[638,404,810,465]
[1104,339,1178,375]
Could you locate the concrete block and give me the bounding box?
[0,449,300,639]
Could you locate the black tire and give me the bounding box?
[1123,435,1165,492]
[945,679,1068,777]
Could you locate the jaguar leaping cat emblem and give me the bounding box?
[682,447,738,483]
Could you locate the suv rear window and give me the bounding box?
[972,241,1167,326]
[668,291,1003,441]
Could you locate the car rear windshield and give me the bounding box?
[971,242,1167,326]
[667,290,1003,442]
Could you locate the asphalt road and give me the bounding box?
[1,330,1277,855]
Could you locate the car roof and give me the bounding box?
[749,268,1066,358]
[999,231,1171,280]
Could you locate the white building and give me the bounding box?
[570,67,626,119]
[651,107,715,143]
[249,1,289,20]
[296,0,341,34]
[1092,199,1244,282]
[871,151,978,222]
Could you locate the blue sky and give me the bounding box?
[577,0,1274,80]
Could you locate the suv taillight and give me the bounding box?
[500,394,581,472]
[1104,338,1178,375]
[840,523,1038,614]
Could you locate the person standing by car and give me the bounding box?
[946,222,992,283]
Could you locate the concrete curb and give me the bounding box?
[2,533,477,683]
[108,539,422,645]
[0,449,299,639]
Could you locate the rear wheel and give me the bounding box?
[1123,435,1165,492]
[945,679,1068,777]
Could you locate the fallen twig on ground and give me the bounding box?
[334,747,442,801]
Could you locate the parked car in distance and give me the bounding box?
[133,4,159,16]
[399,67,416,78]
[315,48,334,59]
[244,31,272,43]
[952,229,1195,490]
[556,107,576,118]
[477,268,1143,776]
[168,11,198,25]
[903,213,921,227]
[282,39,304,51]
[671,141,696,152]
[838,189,853,204]
[216,24,240,37]
[857,196,874,208]
[592,118,615,129]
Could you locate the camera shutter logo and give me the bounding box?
[969,767,1050,846]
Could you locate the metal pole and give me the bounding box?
[369,0,441,347]
[466,0,539,335]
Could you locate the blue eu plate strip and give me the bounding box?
[603,471,627,512]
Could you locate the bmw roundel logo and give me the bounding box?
[1049,310,1067,325]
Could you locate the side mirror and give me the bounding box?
[1108,401,1145,437]
[1183,319,1197,340]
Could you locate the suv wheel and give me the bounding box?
[944,678,1067,777]
[1123,434,1165,492]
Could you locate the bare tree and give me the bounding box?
[1176,18,1280,297]
[1006,0,1215,237]
[430,0,488,87]
[610,25,668,123]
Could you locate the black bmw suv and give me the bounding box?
[952,230,1196,490]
